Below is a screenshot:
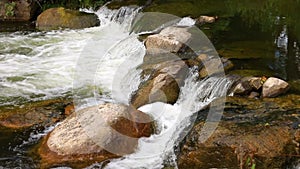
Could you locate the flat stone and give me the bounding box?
[145,26,191,54]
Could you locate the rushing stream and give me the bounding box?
[0,3,299,169]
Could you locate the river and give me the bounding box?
[0,2,299,169]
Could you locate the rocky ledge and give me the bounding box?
[0,99,71,129]
[179,94,300,169]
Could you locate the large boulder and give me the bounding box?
[0,0,37,21]
[38,103,153,168]
[179,95,300,168]
[262,77,289,98]
[36,7,100,31]
[145,26,192,54]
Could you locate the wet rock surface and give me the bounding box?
[131,54,188,108]
[145,26,192,54]
[0,0,38,21]
[0,99,71,129]
[38,103,153,168]
[36,7,100,31]
[179,95,300,169]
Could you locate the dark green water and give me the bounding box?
[145,0,300,82]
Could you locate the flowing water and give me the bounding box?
[0,3,299,169]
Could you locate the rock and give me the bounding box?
[131,58,188,108]
[198,57,233,78]
[196,15,217,25]
[221,57,234,72]
[0,0,38,21]
[130,53,188,108]
[232,81,251,95]
[178,95,300,168]
[145,26,191,54]
[248,77,262,90]
[198,58,223,78]
[64,103,75,116]
[38,103,153,168]
[248,91,260,99]
[232,77,264,96]
[196,54,209,62]
[185,59,200,67]
[0,99,70,129]
[262,77,289,98]
[36,7,100,31]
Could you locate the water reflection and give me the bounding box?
[272,24,288,79]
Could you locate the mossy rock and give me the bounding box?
[36,7,100,31]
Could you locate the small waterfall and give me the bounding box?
[96,6,142,30]
[103,70,234,169]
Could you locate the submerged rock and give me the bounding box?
[179,95,300,168]
[38,103,153,168]
[145,26,191,54]
[36,7,100,31]
[0,99,70,129]
[262,77,290,98]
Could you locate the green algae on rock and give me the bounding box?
[36,7,100,31]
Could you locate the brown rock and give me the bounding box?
[262,77,289,98]
[64,103,74,116]
[36,7,100,31]
[179,95,300,169]
[0,99,69,129]
[0,0,37,21]
[248,91,260,99]
[131,59,188,108]
[145,26,191,54]
[232,77,253,95]
[39,103,153,168]
[196,54,208,62]
[221,57,234,71]
[249,77,262,90]
[198,58,223,78]
[196,16,217,25]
